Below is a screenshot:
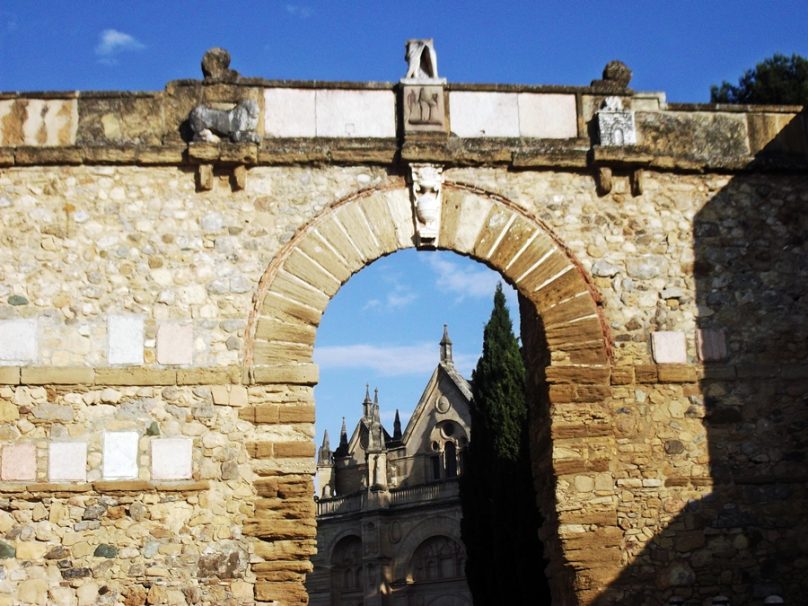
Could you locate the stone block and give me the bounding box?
[0,319,37,364]
[151,438,192,480]
[21,367,94,385]
[1,442,36,481]
[315,90,396,138]
[95,367,176,385]
[107,315,144,365]
[49,442,87,482]
[518,93,578,138]
[156,322,194,365]
[103,432,139,480]
[264,88,316,137]
[0,366,19,384]
[0,98,77,146]
[449,91,519,137]
[651,331,687,364]
[402,85,446,132]
[697,328,727,362]
[251,364,319,386]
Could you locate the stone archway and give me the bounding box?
[243,180,618,604]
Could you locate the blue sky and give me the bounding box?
[1,1,806,445]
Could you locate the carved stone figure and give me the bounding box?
[597,96,637,146]
[189,100,260,143]
[406,87,442,125]
[409,164,444,246]
[201,47,239,82]
[591,60,632,91]
[403,39,442,82]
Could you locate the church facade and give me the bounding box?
[307,328,473,606]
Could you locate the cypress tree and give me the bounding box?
[460,283,550,604]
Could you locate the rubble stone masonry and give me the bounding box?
[0,49,806,604]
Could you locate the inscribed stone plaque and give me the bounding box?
[103,432,139,479]
[156,322,193,365]
[264,88,316,137]
[448,91,520,138]
[108,315,144,365]
[517,93,578,138]
[49,442,87,482]
[402,85,446,133]
[1,443,36,481]
[651,331,687,364]
[315,90,396,138]
[697,328,728,362]
[0,319,37,364]
[151,438,192,480]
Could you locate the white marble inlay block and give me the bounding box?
[518,93,578,138]
[108,315,144,365]
[156,322,193,365]
[0,319,37,364]
[697,328,728,362]
[49,442,87,482]
[264,88,317,137]
[315,90,396,138]
[448,91,520,137]
[103,432,139,479]
[651,331,687,364]
[151,438,192,480]
[1,443,37,481]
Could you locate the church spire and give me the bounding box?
[317,430,332,465]
[393,409,402,440]
[339,417,348,449]
[363,384,373,418]
[440,324,453,365]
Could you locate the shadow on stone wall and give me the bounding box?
[592,111,808,605]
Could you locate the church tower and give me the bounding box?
[316,430,335,497]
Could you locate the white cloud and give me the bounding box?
[361,270,417,311]
[285,4,313,18]
[95,29,145,64]
[315,342,476,377]
[424,254,500,300]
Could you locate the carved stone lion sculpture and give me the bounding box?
[189,100,260,144]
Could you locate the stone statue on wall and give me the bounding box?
[403,39,442,82]
[591,60,632,91]
[201,47,239,83]
[597,96,637,146]
[189,100,260,144]
[409,163,444,246]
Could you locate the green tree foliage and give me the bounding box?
[710,53,808,105]
[459,284,550,604]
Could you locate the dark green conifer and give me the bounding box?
[710,53,808,105]
[460,283,550,604]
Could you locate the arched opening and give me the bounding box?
[244,181,615,603]
[330,535,364,606]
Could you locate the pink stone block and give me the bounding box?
[48,442,87,482]
[651,331,687,364]
[697,328,728,362]
[156,322,194,365]
[151,438,192,480]
[1,443,36,481]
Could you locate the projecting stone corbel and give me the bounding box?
[595,166,612,196]
[408,163,444,248]
[232,165,247,190]
[630,169,643,196]
[196,164,214,191]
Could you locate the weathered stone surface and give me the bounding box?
[151,438,192,480]
[49,442,87,482]
[0,319,37,364]
[0,56,806,606]
[1,442,36,481]
[107,315,144,365]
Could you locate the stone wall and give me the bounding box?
[0,49,806,604]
